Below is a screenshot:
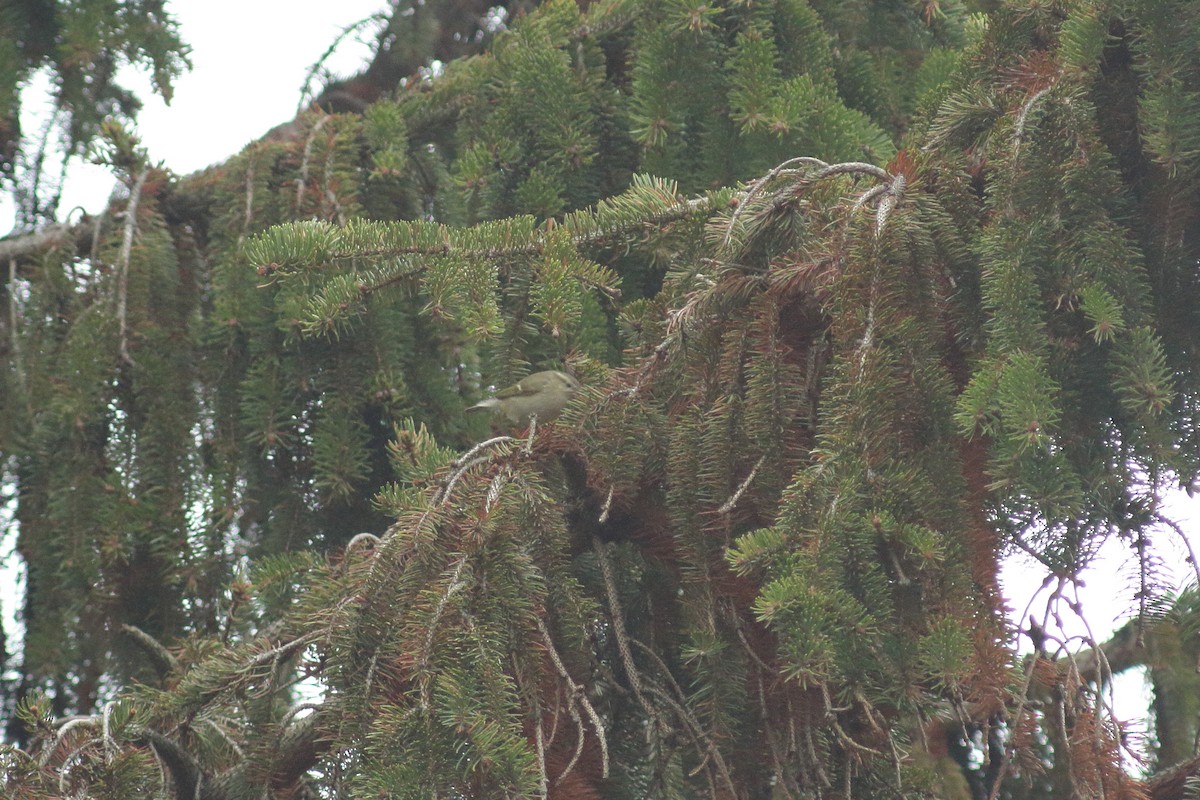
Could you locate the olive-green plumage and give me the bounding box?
[466,370,581,425]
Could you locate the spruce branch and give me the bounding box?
[238,159,257,250]
[199,717,244,761]
[599,154,910,424]
[0,203,106,267]
[134,728,216,800]
[1152,511,1200,592]
[417,434,515,508]
[819,685,885,760]
[362,438,529,695]
[537,617,610,780]
[296,13,391,115]
[719,455,765,514]
[809,161,891,182]
[279,703,322,730]
[558,696,589,785]
[593,539,741,795]
[100,701,119,763]
[363,649,381,714]
[524,413,538,454]
[1003,83,1053,216]
[7,258,27,401]
[994,574,1072,800]
[295,113,331,211]
[723,156,828,247]
[119,623,179,678]
[545,681,563,751]
[170,630,323,717]
[533,691,549,800]
[723,156,904,251]
[1135,524,1151,638]
[435,454,492,506]
[849,182,892,218]
[26,104,64,224]
[254,175,720,297]
[343,532,381,559]
[631,639,738,795]
[116,167,149,367]
[322,133,347,226]
[40,717,98,767]
[592,538,657,720]
[449,435,518,473]
[572,0,644,40]
[598,485,614,524]
[991,574,1146,800]
[0,220,95,263]
[485,465,513,512]
[417,555,469,706]
[874,173,905,235]
[749,664,799,800]
[245,632,323,695]
[88,205,105,263]
[59,743,95,796]
[1012,86,1052,151]
[641,677,737,796]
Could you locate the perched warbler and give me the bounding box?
[466,370,581,425]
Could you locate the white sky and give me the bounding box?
[2,0,1199,766]
[2,0,389,233]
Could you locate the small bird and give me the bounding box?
[466,370,581,425]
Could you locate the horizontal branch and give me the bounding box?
[0,219,100,266]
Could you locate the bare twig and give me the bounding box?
[237,159,257,252]
[200,716,244,760]
[534,696,549,800]
[344,532,381,557]
[100,702,118,762]
[874,174,905,236]
[1153,511,1200,590]
[296,12,391,114]
[485,465,512,512]
[417,556,469,705]
[722,156,825,247]
[525,413,538,454]
[116,168,149,366]
[593,538,657,721]
[295,114,331,211]
[434,454,491,506]
[453,435,518,470]
[719,455,766,514]
[322,131,347,226]
[40,718,98,766]
[597,485,615,525]
[279,703,322,730]
[537,618,610,779]
[7,258,26,396]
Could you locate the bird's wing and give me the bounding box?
[494,378,538,399]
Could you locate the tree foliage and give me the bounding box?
[0,0,190,225]
[1,0,1200,798]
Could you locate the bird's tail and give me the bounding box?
[466,398,500,413]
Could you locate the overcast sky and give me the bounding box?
[4,0,1198,756]
[2,0,389,234]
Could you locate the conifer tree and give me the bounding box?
[1,0,1199,798]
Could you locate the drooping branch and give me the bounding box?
[115,168,148,366]
[118,624,179,679]
[132,708,327,800]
